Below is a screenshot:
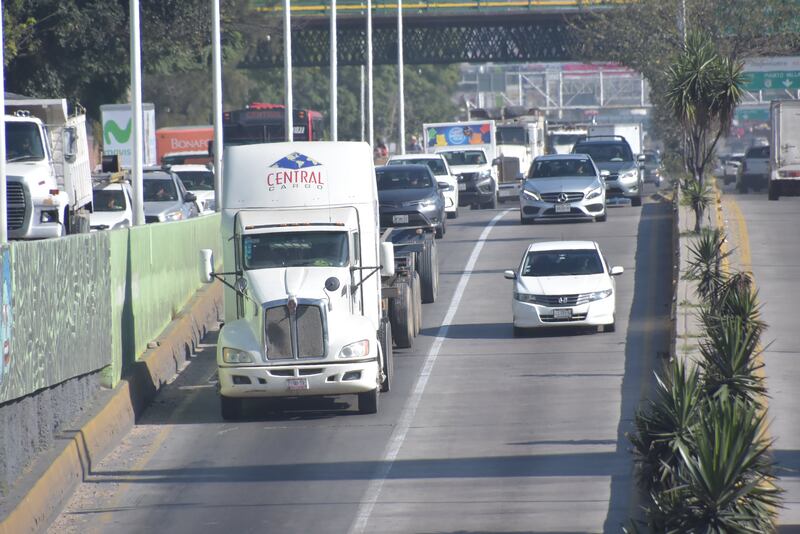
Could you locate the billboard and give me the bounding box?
[425,121,494,149]
[100,103,157,168]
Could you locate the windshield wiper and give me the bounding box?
[7,155,42,163]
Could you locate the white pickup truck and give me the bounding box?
[5,98,92,238]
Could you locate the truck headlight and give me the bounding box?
[619,170,638,183]
[222,347,254,364]
[522,188,542,201]
[586,186,603,200]
[338,340,369,359]
[586,289,612,302]
[164,210,184,221]
[478,170,492,181]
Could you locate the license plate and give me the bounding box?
[287,378,309,391]
[392,214,409,224]
[458,183,467,191]
[554,203,571,213]
[553,308,572,320]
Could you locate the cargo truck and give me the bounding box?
[587,123,643,156]
[5,97,93,238]
[200,142,436,419]
[156,125,213,164]
[768,100,800,200]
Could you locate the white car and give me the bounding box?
[435,147,498,209]
[386,154,459,218]
[504,241,623,336]
[90,179,134,231]
[171,164,216,214]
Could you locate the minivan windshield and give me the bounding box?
[441,150,487,166]
[530,159,595,178]
[143,178,178,202]
[376,168,434,190]
[243,231,349,269]
[573,142,633,163]
[388,158,447,175]
[521,249,604,277]
[6,122,46,162]
[175,170,214,191]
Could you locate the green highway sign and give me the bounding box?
[734,107,770,122]
[743,71,800,91]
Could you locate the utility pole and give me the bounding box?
[284,0,294,141]
[211,0,224,211]
[397,0,405,155]
[0,7,7,244]
[330,0,338,141]
[130,0,145,226]
[366,0,374,148]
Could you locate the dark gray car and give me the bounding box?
[376,164,447,238]
[143,169,199,223]
[572,136,644,206]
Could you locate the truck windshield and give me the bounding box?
[6,122,46,162]
[496,127,526,145]
[572,142,633,163]
[441,150,487,166]
[243,231,349,269]
[94,189,127,212]
[175,170,214,191]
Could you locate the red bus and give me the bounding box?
[222,103,324,145]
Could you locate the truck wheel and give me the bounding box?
[484,194,498,209]
[419,238,439,304]
[411,271,422,335]
[390,281,414,349]
[768,181,780,201]
[447,207,459,219]
[435,216,446,239]
[380,320,393,393]
[358,389,379,414]
[220,395,243,421]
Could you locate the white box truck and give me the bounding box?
[201,142,423,419]
[769,100,800,200]
[5,98,93,238]
[588,123,643,155]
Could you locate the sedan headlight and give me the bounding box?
[586,186,604,200]
[586,289,613,302]
[338,339,370,359]
[522,188,542,201]
[619,170,638,183]
[164,210,184,221]
[514,292,541,304]
[222,347,254,364]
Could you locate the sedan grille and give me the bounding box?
[265,303,325,360]
[7,182,26,231]
[531,294,591,307]
[541,192,585,203]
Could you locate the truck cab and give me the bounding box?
[202,142,394,419]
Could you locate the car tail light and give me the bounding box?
[779,170,800,177]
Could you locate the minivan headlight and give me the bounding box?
[222,347,254,364]
[164,209,184,221]
[339,340,370,359]
[619,170,638,183]
[586,289,613,302]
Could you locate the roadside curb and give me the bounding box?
[0,282,222,534]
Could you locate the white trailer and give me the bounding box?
[769,100,800,200]
[5,98,93,238]
[588,123,643,155]
[201,142,402,418]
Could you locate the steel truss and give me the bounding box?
[240,13,579,68]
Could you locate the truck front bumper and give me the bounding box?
[219,360,380,398]
[9,203,65,239]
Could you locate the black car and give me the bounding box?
[375,164,447,238]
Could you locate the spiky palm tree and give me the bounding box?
[685,228,731,304]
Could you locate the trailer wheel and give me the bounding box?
[390,281,414,349]
[380,320,393,393]
[411,271,422,336]
[768,181,780,201]
[358,389,379,414]
[220,395,243,421]
[419,238,439,304]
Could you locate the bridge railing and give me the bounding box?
[0,215,221,405]
[255,0,590,16]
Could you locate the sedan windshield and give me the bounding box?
[243,231,348,269]
[175,170,214,191]
[94,189,127,212]
[389,158,447,175]
[376,168,433,190]
[530,159,595,178]
[441,150,487,166]
[573,142,633,163]
[521,249,604,277]
[143,179,178,202]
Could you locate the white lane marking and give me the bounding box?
[348,209,512,534]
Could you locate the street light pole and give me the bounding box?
[284,0,294,141]
[397,0,405,155]
[0,6,7,245]
[130,0,145,226]
[366,0,374,149]
[211,0,224,211]
[330,0,338,141]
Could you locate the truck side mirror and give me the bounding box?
[380,242,395,277]
[200,249,214,283]
[637,154,646,163]
[63,126,78,163]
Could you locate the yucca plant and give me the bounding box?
[681,178,715,233]
[685,228,731,305]
[699,315,766,407]
[711,272,766,335]
[629,358,704,492]
[659,395,782,533]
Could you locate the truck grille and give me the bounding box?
[7,182,26,231]
[541,192,584,203]
[265,303,325,360]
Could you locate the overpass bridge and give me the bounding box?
[242,0,602,67]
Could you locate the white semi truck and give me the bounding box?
[768,100,800,201]
[495,115,546,202]
[201,141,435,419]
[4,98,93,238]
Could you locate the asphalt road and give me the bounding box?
[718,188,800,530]
[49,189,673,534]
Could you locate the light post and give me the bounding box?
[211,0,224,211]
[284,0,294,141]
[130,0,145,226]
